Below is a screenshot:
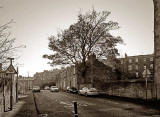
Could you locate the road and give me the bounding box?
[32,90,160,117]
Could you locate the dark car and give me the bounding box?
[68,87,78,94]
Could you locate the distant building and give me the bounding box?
[56,65,77,90]
[56,54,117,90]
[119,54,154,79]
[102,54,154,79]
[33,69,60,88]
[18,76,34,94]
[77,54,116,90]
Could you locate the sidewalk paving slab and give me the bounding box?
[0,93,37,117]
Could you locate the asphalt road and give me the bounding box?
[33,90,160,117]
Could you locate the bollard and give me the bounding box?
[3,82,6,112]
[10,95,13,110]
[3,95,5,112]
[74,101,78,117]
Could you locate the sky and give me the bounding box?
[0,0,154,76]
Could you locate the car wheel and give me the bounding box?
[85,92,88,96]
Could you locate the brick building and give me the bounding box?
[77,54,116,90]
[102,54,154,79]
[56,54,117,90]
[118,54,154,79]
[56,66,77,90]
[18,76,34,94]
[33,69,60,88]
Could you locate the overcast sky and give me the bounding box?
[0,0,154,76]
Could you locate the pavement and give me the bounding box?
[0,93,37,117]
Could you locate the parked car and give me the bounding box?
[67,87,78,94]
[44,86,50,90]
[78,87,99,96]
[78,87,88,95]
[66,86,70,92]
[98,90,106,96]
[50,86,59,92]
[32,86,40,92]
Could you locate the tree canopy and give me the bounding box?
[43,9,123,67]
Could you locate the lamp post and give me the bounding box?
[143,65,151,101]
[7,57,14,110]
[145,66,148,101]
[16,67,19,103]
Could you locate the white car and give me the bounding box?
[44,86,50,90]
[32,86,40,92]
[78,87,99,96]
[50,86,59,92]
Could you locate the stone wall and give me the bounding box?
[105,80,154,100]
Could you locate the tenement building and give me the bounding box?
[118,54,154,79]
[56,65,77,90]
[18,76,34,94]
[33,69,60,88]
[56,54,118,90]
[102,53,154,79]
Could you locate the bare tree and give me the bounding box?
[0,20,23,64]
[43,9,123,75]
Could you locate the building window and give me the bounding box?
[136,72,139,78]
[121,60,123,64]
[135,58,138,62]
[129,59,132,63]
[128,65,132,71]
[150,64,153,69]
[73,67,76,74]
[135,65,138,70]
[150,57,153,61]
[143,58,146,62]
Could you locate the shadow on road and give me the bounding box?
[97,94,160,111]
[11,93,37,117]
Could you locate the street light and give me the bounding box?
[15,63,24,95]
[16,67,19,103]
[8,58,14,110]
[143,65,151,101]
[6,58,17,110]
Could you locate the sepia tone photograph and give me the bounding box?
[0,0,160,117]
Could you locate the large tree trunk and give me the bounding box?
[153,0,160,100]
